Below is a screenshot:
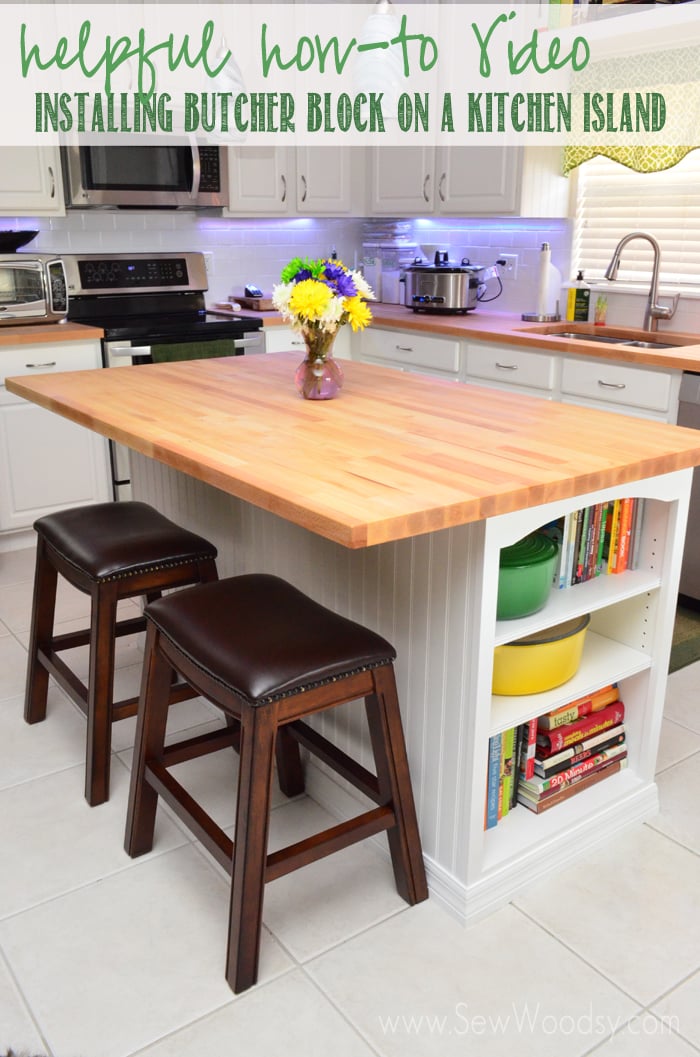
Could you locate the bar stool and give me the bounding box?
[125,573,428,993]
[24,501,219,806]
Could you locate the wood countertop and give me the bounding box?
[238,304,700,373]
[0,322,103,346]
[8,353,700,549]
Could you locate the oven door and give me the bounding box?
[102,331,264,500]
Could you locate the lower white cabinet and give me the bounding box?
[0,340,111,533]
[358,327,460,377]
[464,340,556,398]
[560,355,681,423]
[264,325,351,360]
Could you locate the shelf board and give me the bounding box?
[481,768,648,876]
[494,568,660,646]
[490,631,651,734]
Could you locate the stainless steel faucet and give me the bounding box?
[604,232,679,332]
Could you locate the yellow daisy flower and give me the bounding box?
[288,279,333,322]
[344,295,373,332]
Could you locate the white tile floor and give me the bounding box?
[1,545,699,1057]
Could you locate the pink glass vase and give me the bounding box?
[294,328,344,400]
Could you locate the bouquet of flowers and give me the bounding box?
[272,256,376,399]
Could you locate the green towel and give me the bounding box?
[150,340,239,363]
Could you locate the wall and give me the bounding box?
[6,209,699,333]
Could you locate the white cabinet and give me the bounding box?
[358,326,460,377]
[264,325,352,360]
[0,147,65,216]
[469,473,688,906]
[0,340,111,533]
[464,340,557,398]
[560,355,681,423]
[226,147,356,216]
[368,145,567,218]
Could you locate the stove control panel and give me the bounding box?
[62,252,208,297]
[78,257,188,289]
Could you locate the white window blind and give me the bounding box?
[573,152,700,289]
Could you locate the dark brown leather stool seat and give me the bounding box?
[25,501,218,805]
[125,573,428,993]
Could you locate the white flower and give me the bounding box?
[350,270,376,300]
[271,282,293,315]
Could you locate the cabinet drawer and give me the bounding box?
[0,341,100,388]
[263,327,307,355]
[361,328,459,373]
[561,358,673,413]
[466,343,555,391]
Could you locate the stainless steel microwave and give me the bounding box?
[0,254,68,325]
[61,144,228,209]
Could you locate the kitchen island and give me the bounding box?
[8,353,700,919]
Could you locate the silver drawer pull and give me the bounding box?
[396,345,414,352]
[598,379,626,390]
[495,362,518,371]
[25,360,57,369]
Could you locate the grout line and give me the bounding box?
[0,941,55,1057]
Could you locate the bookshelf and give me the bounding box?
[465,470,690,915]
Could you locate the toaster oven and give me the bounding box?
[0,254,68,325]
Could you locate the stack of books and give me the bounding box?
[517,684,627,814]
[485,719,537,829]
[540,497,645,590]
[485,684,629,827]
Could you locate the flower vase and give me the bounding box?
[294,328,344,401]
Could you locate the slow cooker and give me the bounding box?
[402,252,489,314]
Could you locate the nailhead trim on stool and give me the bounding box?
[125,573,428,993]
[24,501,218,806]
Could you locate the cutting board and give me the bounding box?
[235,294,275,311]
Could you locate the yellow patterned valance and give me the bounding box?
[563,41,700,174]
[563,145,699,175]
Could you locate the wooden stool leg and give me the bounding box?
[275,725,305,798]
[125,623,174,856]
[366,665,429,906]
[24,537,58,725]
[85,582,120,806]
[226,703,277,993]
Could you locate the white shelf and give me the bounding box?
[494,568,660,646]
[481,767,648,876]
[490,631,651,735]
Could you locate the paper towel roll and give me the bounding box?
[536,242,551,317]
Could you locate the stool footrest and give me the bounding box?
[145,757,395,883]
[161,726,241,767]
[51,615,148,654]
[287,719,381,803]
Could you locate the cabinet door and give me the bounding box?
[296,148,353,214]
[0,147,65,216]
[368,147,434,214]
[435,146,522,215]
[226,147,294,215]
[0,403,110,530]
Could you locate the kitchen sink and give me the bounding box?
[547,331,679,350]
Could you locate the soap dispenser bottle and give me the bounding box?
[566,271,591,323]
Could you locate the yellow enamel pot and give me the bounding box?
[492,614,591,696]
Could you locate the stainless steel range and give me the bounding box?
[63,251,263,500]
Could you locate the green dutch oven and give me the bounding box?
[497,531,559,620]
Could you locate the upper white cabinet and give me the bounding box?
[368,145,568,218]
[226,147,358,216]
[0,147,65,216]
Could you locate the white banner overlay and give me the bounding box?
[3,3,699,146]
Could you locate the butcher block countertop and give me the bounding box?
[8,353,700,548]
[240,305,700,374]
[0,322,103,346]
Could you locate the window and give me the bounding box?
[572,151,700,289]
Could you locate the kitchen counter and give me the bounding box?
[7,350,698,921]
[0,322,104,346]
[6,352,700,548]
[237,304,700,373]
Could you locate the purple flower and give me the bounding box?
[322,262,357,298]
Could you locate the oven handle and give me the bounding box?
[189,145,201,199]
[233,334,263,350]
